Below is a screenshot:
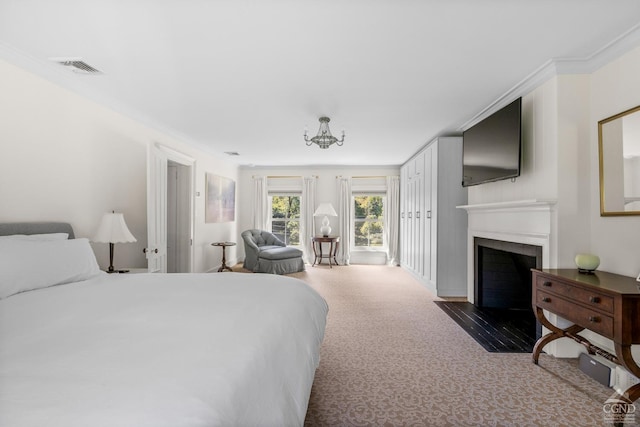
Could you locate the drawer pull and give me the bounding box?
[542,297,551,303]
[589,296,601,304]
[542,281,552,287]
[589,316,600,323]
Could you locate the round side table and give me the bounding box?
[312,236,340,268]
[212,241,236,272]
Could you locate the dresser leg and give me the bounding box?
[533,333,561,364]
[615,343,640,380]
[620,383,640,403]
[532,307,585,364]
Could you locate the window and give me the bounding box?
[270,195,301,246]
[353,195,384,248]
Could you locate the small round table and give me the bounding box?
[312,236,340,268]
[211,241,236,272]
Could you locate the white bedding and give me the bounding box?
[0,272,327,427]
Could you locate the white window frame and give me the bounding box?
[269,193,302,247]
[351,193,387,251]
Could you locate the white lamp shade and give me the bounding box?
[93,212,137,243]
[314,203,337,217]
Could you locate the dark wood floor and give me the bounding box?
[434,301,537,353]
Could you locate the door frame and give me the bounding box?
[147,142,196,273]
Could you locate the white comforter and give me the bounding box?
[0,272,328,427]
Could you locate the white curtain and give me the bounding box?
[337,177,352,265]
[385,176,400,266]
[252,176,269,230]
[301,176,317,264]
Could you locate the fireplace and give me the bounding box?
[474,238,542,309]
[460,199,556,352]
[474,237,543,339]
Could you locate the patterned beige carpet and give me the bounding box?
[276,264,617,427]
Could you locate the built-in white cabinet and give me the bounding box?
[400,137,467,297]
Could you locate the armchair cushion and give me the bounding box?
[259,246,303,261]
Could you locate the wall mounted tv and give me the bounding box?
[462,97,522,187]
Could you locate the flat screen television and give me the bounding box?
[462,97,522,187]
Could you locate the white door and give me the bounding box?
[167,163,178,273]
[146,144,168,272]
[147,143,196,273]
[167,161,192,273]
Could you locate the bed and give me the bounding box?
[0,222,328,427]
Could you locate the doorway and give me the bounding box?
[146,143,195,273]
[167,161,191,273]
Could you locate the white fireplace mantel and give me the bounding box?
[457,199,557,213]
[457,199,558,303]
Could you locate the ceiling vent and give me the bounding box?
[50,57,102,74]
[224,151,240,156]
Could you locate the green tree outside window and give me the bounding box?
[354,195,384,247]
[271,195,301,245]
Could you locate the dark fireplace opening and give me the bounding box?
[474,238,543,341]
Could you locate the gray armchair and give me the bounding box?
[241,229,305,274]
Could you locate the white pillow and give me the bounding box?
[0,233,69,241]
[0,238,102,299]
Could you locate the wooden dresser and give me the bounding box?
[532,268,640,400]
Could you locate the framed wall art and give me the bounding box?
[205,173,236,223]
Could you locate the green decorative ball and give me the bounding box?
[575,254,600,272]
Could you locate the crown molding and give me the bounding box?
[458,23,640,132]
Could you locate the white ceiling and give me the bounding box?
[2,0,640,167]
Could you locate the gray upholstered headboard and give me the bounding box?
[0,222,75,239]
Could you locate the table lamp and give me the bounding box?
[314,203,337,237]
[93,211,137,273]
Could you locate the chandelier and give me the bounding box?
[304,117,345,149]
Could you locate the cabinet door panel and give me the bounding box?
[429,144,438,284]
[407,178,414,270]
[422,145,432,282]
[415,175,423,275]
[400,166,407,265]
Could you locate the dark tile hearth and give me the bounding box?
[434,301,537,353]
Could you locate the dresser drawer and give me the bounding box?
[536,291,614,338]
[536,276,614,314]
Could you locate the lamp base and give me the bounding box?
[320,216,331,237]
[320,226,331,237]
[106,243,129,273]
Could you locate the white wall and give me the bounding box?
[462,46,640,356]
[0,59,239,272]
[466,74,592,269]
[465,45,640,275]
[554,74,592,267]
[590,45,640,277]
[237,166,400,264]
[468,81,559,206]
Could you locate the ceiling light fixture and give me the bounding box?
[304,117,345,149]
